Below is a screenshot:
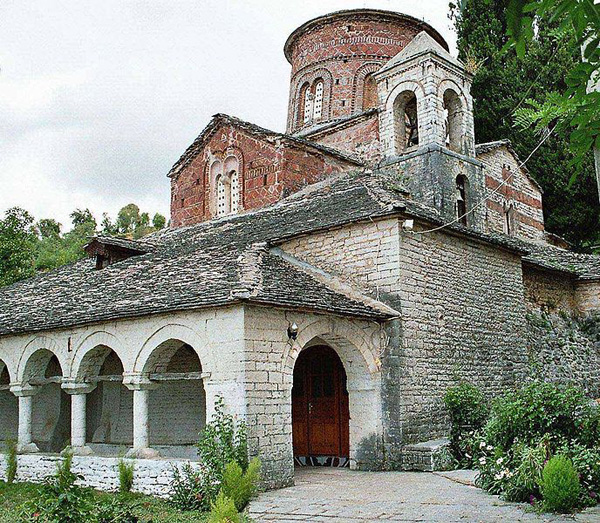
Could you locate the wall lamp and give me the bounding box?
[287,322,299,341]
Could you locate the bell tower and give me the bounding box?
[375,31,485,230]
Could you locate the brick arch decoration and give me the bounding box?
[352,62,384,113]
[205,146,245,217]
[16,336,66,384]
[70,331,129,381]
[133,323,214,376]
[290,67,334,131]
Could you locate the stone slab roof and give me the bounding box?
[1,170,597,337]
[167,113,362,180]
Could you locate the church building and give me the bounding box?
[1,9,599,491]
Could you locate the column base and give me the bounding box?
[17,442,39,454]
[126,447,160,459]
[70,445,94,456]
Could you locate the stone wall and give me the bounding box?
[478,146,545,242]
[522,266,577,312]
[577,280,600,313]
[0,454,201,497]
[0,389,18,440]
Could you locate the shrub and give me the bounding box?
[95,496,138,523]
[443,383,488,462]
[485,381,590,451]
[198,396,248,479]
[118,459,135,494]
[208,492,240,523]
[4,438,17,483]
[169,462,214,511]
[557,442,600,496]
[220,458,261,511]
[19,451,95,522]
[541,455,581,513]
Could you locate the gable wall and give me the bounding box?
[478,147,545,242]
[170,124,356,227]
[522,266,577,312]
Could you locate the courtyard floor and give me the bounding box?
[247,468,600,522]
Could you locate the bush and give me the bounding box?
[557,442,600,496]
[443,383,488,462]
[95,496,138,523]
[169,462,214,512]
[220,458,261,511]
[118,459,135,494]
[485,381,590,451]
[4,439,17,483]
[541,455,581,513]
[19,451,95,522]
[207,492,240,523]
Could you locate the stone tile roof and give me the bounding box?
[1,170,597,337]
[293,109,379,139]
[521,241,600,280]
[84,236,153,254]
[167,113,362,180]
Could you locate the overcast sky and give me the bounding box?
[0,0,457,229]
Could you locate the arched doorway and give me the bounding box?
[292,345,349,466]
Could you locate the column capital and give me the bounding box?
[10,383,39,397]
[61,380,96,395]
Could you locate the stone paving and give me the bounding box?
[248,468,600,522]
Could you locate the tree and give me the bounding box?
[37,219,61,239]
[0,207,37,286]
[450,0,600,249]
[152,213,166,230]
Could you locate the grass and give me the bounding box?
[0,481,209,523]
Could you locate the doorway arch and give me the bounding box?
[292,345,350,466]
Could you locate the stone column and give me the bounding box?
[62,382,96,455]
[124,377,159,458]
[11,386,39,454]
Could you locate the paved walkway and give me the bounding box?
[248,468,600,522]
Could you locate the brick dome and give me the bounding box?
[284,9,448,133]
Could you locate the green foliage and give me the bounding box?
[197,397,249,481]
[20,451,95,522]
[557,441,600,496]
[169,463,214,512]
[0,207,36,286]
[443,382,489,462]
[207,492,240,523]
[220,458,261,511]
[541,455,581,512]
[485,381,590,451]
[101,203,167,239]
[450,0,600,249]
[94,496,138,523]
[4,439,17,484]
[118,459,135,494]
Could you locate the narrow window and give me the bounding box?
[504,202,516,236]
[362,73,378,110]
[230,170,239,213]
[303,84,312,124]
[216,175,227,217]
[456,175,468,226]
[443,89,463,152]
[393,90,419,153]
[313,80,324,120]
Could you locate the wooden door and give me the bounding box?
[292,345,349,458]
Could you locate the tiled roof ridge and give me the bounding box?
[234,242,267,299]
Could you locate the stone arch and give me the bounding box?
[17,336,65,383]
[0,359,18,442]
[284,318,382,469]
[386,80,425,155]
[134,323,213,376]
[70,331,129,379]
[352,62,382,113]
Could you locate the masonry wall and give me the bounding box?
[170,124,356,227]
[577,280,600,312]
[522,266,577,312]
[306,113,380,157]
[0,390,18,440]
[478,147,545,242]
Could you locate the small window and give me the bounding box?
[504,202,517,236]
[216,175,227,217]
[303,84,312,124]
[313,80,324,120]
[394,90,419,153]
[443,89,463,152]
[456,175,468,226]
[230,170,239,213]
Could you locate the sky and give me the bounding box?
[0,0,458,230]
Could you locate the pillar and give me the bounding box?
[124,379,159,458]
[11,386,39,454]
[62,381,96,455]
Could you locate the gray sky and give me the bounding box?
[0,0,457,229]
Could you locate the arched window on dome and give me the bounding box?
[443,88,464,153]
[456,175,469,226]
[393,90,419,153]
[362,74,378,110]
[313,80,324,120]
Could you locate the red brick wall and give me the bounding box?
[170,124,356,227]
[285,11,448,133]
[307,112,380,157]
